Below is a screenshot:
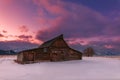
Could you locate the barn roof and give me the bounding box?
[39,34,64,48]
[18,48,39,53]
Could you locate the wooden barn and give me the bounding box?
[16,34,82,64]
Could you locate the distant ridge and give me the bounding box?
[0,50,16,55]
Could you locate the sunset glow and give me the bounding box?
[0,0,120,51]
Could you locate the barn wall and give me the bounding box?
[49,48,82,61]
[23,52,35,61]
[52,39,68,48]
[50,48,69,61]
[68,49,82,60]
[17,48,82,63]
[35,53,50,61]
[17,53,23,62]
[32,49,50,61]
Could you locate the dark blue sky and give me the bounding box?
[65,0,120,14]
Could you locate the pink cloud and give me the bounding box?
[33,0,120,50]
[66,38,89,46]
[104,45,114,49]
[15,34,40,44]
[0,0,14,4]
[19,25,29,33]
[2,30,7,33]
[17,35,32,39]
[34,0,120,51]
[34,0,108,41]
[0,34,4,37]
[33,0,65,14]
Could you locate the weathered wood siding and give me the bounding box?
[50,48,69,61]
[68,49,82,60]
[50,48,82,61]
[52,39,68,48]
[24,52,34,61]
[17,53,23,62]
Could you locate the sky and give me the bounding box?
[0,0,120,51]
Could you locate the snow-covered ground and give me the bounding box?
[0,56,120,80]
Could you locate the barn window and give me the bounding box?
[44,48,47,52]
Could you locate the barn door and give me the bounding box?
[50,53,59,61]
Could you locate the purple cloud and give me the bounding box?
[33,0,120,53]
[18,35,32,39]
[19,25,29,33]
[88,39,120,50]
[34,0,120,42]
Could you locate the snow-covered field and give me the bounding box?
[0,56,120,80]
